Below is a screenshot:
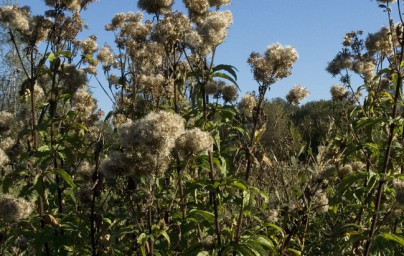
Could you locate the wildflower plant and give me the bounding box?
[0,0,402,255]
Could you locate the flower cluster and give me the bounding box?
[71,88,99,124]
[183,0,210,15]
[208,0,231,7]
[0,111,14,133]
[138,0,173,14]
[0,194,33,222]
[197,10,233,47]
[44,0,98,11]
[330,84,348,101]
[313,190,329,213]
[175,128,213,158]
[394,180,404,206]
[152,12,191,46]
[102,111,185,177]
[237,93,257,117]
[0,5,30,31]
[81,35,98,55]
[326,50,352,76]
[286,84,309,105]
[365,25,399,56]
[60,64,87,93]
[222,84,238,102]
[248,43,298,86]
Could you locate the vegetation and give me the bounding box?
[0,0,403,255]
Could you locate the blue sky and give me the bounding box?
[17,0,395,111]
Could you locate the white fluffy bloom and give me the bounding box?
[175,128,213,158]
[394,180,404,206]
[81,36,98,55]
[209,0,231,7]
[330,84,348,101]
[97,45,114,64]
[238,93,257,117]
[286,84,309,105]
[0,5,30,31]
[0,111,14,133]
[0,194,33,222]
[313,190,329,213]
[248,43,298,85]
[198,10,233,47]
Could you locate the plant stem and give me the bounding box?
[208,151,222,253]
[364,69,402,256]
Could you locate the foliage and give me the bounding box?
[0,1,403,256]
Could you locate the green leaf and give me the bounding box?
[250,235,275,250]
[48,52,57,62]
[137,233,147,256]
[160,230,170,245]
[71,122,88,132]
[61,50,72,58]
[234,244,255,256]
[54,169,76,189]
[230,180,247,191]
[187,210,215,224]
[331,172,370,204]
[213,72,239,88]
[196,252,210,256]
[38,145,51,152]
[286,248,301,256]
[212,64,238,81]
[263,223,285,237]
[377,233,404,247]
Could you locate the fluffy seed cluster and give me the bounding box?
[45,0,97,11]
[184,30,203,49]
[313,190,329,213]
[60,64,87,93]
[394,180,404,206]
[222,84,238,102]
[76,160,93,179]
[352,60,375,82]
[183,0,210,15]
[197,10,233,47]
[316,165,337,180]
[138,73,166,96]
[130,43,164,73]
[71,88,97,120]
[237,93,257,117]
[365,25,399,56]
[175,128,212,158]
[138,0,173,14]
[152,12,191,46]
[102,111,185,177]
[0,137,14,151]
[286,84,309,105]
[248,43,298,85]
[326,50,353,77]
[0,5,30,31]
[338,164,353,178]
[208,0,231,7]
[97,45,114,64]
[100,150,135,178]
[0,148,9,168]
[351,161,365,171]
[123,111,185,150]
[0,111,14,133]
[19,15,52,45]
[267,209,279,223]
[81,35,98,55]
[0,194,33,222]
[376,0,396,3]
[330,84,348,101]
